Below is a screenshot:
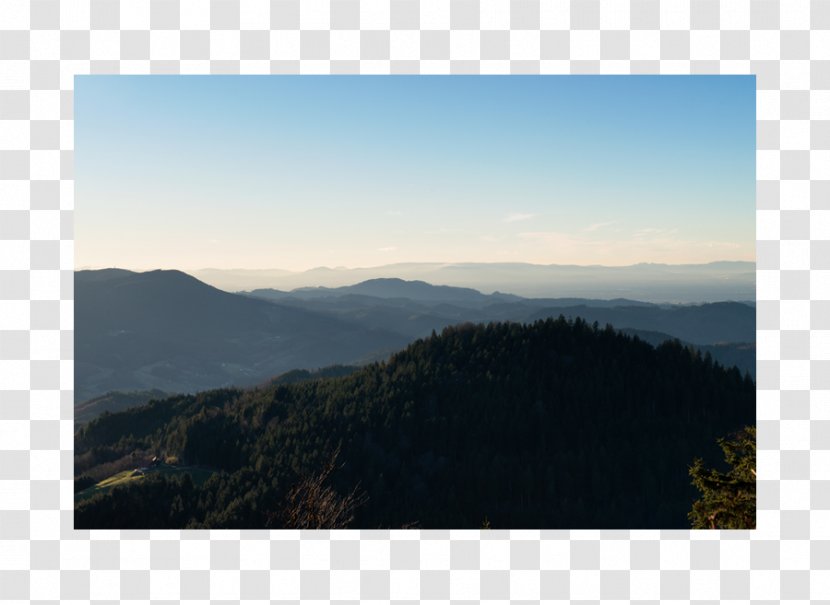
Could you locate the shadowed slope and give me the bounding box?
[75,269,410,401]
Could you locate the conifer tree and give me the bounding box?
[688,426,756,529]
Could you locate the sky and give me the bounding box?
[75,75,755,272]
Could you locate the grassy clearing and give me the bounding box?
[75,464,215,503]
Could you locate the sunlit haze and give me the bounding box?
[76,75,755,272]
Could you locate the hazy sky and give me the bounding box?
[76,75,755,272]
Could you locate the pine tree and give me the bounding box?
[688,426,756,529]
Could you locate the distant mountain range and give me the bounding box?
[76,268,756,411]
[192,261,755,303]
[251,277,523,305]
[244,277,524,310]
[75,269,410,402]
[243,277,754,342]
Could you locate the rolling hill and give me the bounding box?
[75,269,410,402]
[247,277,522,306]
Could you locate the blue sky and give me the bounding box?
[75,75,755,271]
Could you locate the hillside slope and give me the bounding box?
[75,317,755,529]
[75,269,410,401]
[526,301,754,345]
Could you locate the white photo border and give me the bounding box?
[0,0,827,601]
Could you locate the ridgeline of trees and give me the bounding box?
[75,316,755,529]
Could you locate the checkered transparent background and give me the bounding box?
[1,0,828,601]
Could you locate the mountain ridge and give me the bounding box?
[188,260,755,302]
[75,268,412,402]
[76,268,756,404]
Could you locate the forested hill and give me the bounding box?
[75,317,755,529]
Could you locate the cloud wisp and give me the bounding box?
[583,221,616,233]
[504,213,536,223]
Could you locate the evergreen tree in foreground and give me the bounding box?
[688,426,756,529]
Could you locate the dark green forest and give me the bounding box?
[75,317,755,529]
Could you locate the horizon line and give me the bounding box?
[76,259,757,274]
